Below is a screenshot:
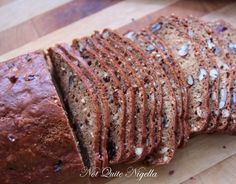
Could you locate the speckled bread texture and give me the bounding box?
[101,29,160,162]
[143,30,190,145]
[123,30,177,165]
[96,29,149,162]
[209,20,236,133]
[178,16,232,133]
[149,16,210,135]
[48,47,102,172]
[54,43,110,169]
[89,34,136,162]
[0,51,85,184]
[72,37,126,164]
[125,30,187,147]
[166,15,220,134]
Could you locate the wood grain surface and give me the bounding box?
[0,0,236,183]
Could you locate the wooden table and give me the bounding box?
[0,0,236,183]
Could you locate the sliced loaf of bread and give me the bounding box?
[91,32,148,162]
[149,16,210,135]
[48,46,104,172]
[72,37,126,164]
[115,29,177,165]
[125,30,187,147]
[166,16,220,133]
[104,30,161,161]
[210,20,236,133]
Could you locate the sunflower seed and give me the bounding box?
[207,38,215,49]
[146,44,155,52]
[178,43,189,57]
[232,92,236,105]
[151,23,162,33]
[228,43,236,54]
[222,109,230,118]
[124,31,137,41]
[219,88,227,109]
[135,147,143,156]
[210,68,218,81]
[187,75,194,86]
[102,31,109,39]
[198,68,207,81]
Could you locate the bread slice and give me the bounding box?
[110,29,177,165]
[0,51,85,184]
[124,30,188,147]
[172,16,220,133]
[209,20,236,133]
[95,29,154,163]
[149,16,210,135]
[178,16,232,133]
[55,43,111,169]
[102,29,161,162]
[86,34,137,162]
[71,37,126,164]
[48,46,104,172]
[140,30,190,145]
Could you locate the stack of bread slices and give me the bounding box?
[1,16,236,184]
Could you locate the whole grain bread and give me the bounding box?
[72,37,126,164]
[88,34,137,162]
[179,16,232,133]
[209,20,236,133]
[165,16,220,134]
[94,30,150,163]
[122,30,178,165]
[48,46,103,172]
[101,29,161,162]
[0,51,85,184]
[125,30,188,147]
[55,43,111,170]
[149,16,210,135]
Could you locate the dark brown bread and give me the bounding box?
[48,47,102,172]
[100,29,160,162]
[149,16,210,135]
[125,30,188,147]
[88,34,136,162]
[92,31,149,162]
[0,51,85,184]
[55,43,110,169]
[121,30,177,165]
[209,20,236,133]
[72,37,126,164]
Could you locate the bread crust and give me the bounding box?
[0,51,85,184]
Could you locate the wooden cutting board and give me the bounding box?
[0,0,236,183]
